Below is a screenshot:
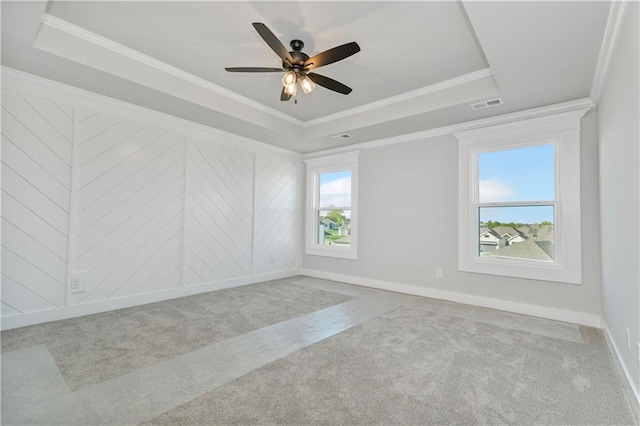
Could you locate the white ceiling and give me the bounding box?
[1,1,610,153]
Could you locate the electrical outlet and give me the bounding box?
[436,268,443,278]
[70,272,87,293]
[270,257,275,265]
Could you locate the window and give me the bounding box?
[304,151,359,259]
[455,110,588,284]
[478,144,556,261]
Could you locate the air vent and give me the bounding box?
[470,98,504,110]
[330,133,353,141]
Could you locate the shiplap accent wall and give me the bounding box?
[0,70,301,329]
[254,154,299,274]
[71,111,187,304]
[183,137,253,284]
[1,91,72,316]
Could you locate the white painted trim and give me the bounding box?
[299,268,602,328]
[590,1,630,103]
[39,14,304,127]
[296,160,306,272]
[35,16,495,132]
[65,108,80,306]
[603,322,640,420]
[456,110,586,285]
[453,108,589,143]
[1,67,301,160]
[304,152,359,260]
[302,98,595,159]
[302,68,493,127]
[303,151,359,167]
[0,270,299,331]
[180,137,190,290]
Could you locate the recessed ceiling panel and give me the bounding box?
[47,1,489,121]
[463,1,609,107]
[2,1,613,154]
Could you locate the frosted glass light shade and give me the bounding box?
[285,83,298,96]
[282,71,297,86]
[300,75,316,94]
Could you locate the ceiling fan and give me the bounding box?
[225,23,360,102]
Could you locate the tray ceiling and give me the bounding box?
[1,1,610,153]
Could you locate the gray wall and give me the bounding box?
[302,110,602,317]
[598,2,639,394]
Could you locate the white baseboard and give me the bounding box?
[603,323,640,420]
[299,268,602,328]
[0,270,298,331]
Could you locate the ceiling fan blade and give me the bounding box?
[252,22,294,64]
[304,42,360,70]
[225,67,283,72]
[280,87,292,101]
[307,73,352,95]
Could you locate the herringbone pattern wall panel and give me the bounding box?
[1,90,72,315]
[72,110,186,303]
[253,155,299,274]
[183,138,254,285]
[1,79,300,327]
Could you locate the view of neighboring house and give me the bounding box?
[518,225,554,241]
[320,217,339,230]
[318,215,351,246]
[494,226,527,244]
[479,225,522,252]
[479,227,506,251]
[339,220,350,236]
[331,219,351,246]
[479,224,554,261]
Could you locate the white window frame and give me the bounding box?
[455,109,588,285]
[304,151,359,259]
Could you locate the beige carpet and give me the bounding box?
[1,276,637,425]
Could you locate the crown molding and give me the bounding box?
[302,97,595,159]
[302,68,494,128]
[590,0,630,103]
[39,14,305,127]
[303,150,359,167]
[453,108,589,145]
[36,14,499,134]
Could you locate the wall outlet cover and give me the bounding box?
[70,272,88,293]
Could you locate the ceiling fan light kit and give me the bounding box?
[282,70,297,87]
[300,75,316,94]
[225,22,360,102]
[285,82,298,96]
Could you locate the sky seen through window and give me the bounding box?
[319,170,351,212]
[479,144,555,224]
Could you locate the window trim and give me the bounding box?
[455,109,588,284]
[304,151,359,259]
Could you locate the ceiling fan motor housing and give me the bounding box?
[286,40,310,71]
[290,39,304,51]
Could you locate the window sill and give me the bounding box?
[459,256,581,285]
[305,245,358,260]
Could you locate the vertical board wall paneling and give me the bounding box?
[71,110,186,305]
[1,90,72,315]
[253,154,299,274]
[183,137,254,285]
